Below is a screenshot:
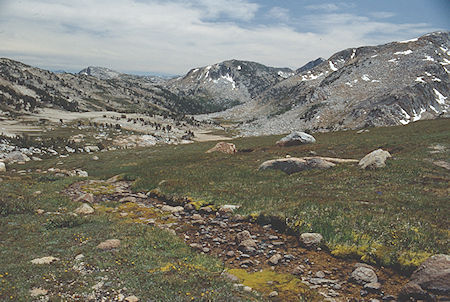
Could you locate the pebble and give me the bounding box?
[269,291,278,298]
[243,286,252,293]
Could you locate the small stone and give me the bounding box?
[202,247,210,253]
[268,253,283,266]
[190,243,202,250]
[120,196,137,203]
[30,287,48,297]
[192,214,203,220]
[161,205,184,213]
[292,266,304,275]
[97,239,121,250]
[92,156,99,160]
[243,286,252,292]
[316,271,326,278]
[226,251,235,257]
[74,203,95,215]
[36,209,45,215]
[199,206,213,213]
[236,230,252,242]
[31,256,59,264]
[269,291,278,298]
[240,260,254,267]
[184,203,195,211]
[125,295,139,302]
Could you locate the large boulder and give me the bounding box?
[358,149,391,169]
[3,151,30,163]
[259,158,335,175]
[206,142,237,154]
[401,254,450,297]
[276,132,316,147]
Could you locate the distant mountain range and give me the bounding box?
[0,31,448,135]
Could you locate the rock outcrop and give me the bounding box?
[259,157,335,174]
[399,254,450,300]
[206,142,237,154]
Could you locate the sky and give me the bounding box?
[0,0,449,76]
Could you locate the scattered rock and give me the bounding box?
[30,287,48,297]
[351,266,378,284]
[358,149,391,169]
[300,233,323,247]
[92,156,99,161]
[226,251,235,258]
[364,282,382,291]
[219,204,240,214]
[259,157,335,174]
[240,260,255,267]
[206,142,237,154]
[243,286,253,292]
[268,253,283,265]
[276,132,316,147]
[316,271,326,278]
[125,295,139,302]
[189,243,202,250]
[97,239,121,250]
[74,203,95,215]
[0,162,5,173]
[236,230,252,242]
[292,265,305,275]
[239,239,257,252]
[199,206,213,213]
[31,256,59,264]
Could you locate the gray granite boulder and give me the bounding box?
[276,132,316,147]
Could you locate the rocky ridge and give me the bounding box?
[203,31,449,135]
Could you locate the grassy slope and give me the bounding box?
[0,176,258,301]
[43,118,448,270]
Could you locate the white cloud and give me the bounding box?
[369,11,396,19]
[195,0,259,21]
[0,0,437,75]
[267,7,290,20]
[305,3,340,12]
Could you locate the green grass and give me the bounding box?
[0,175,259,301]
[24,118,449,271]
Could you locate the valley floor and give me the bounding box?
[0,118,449,301]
